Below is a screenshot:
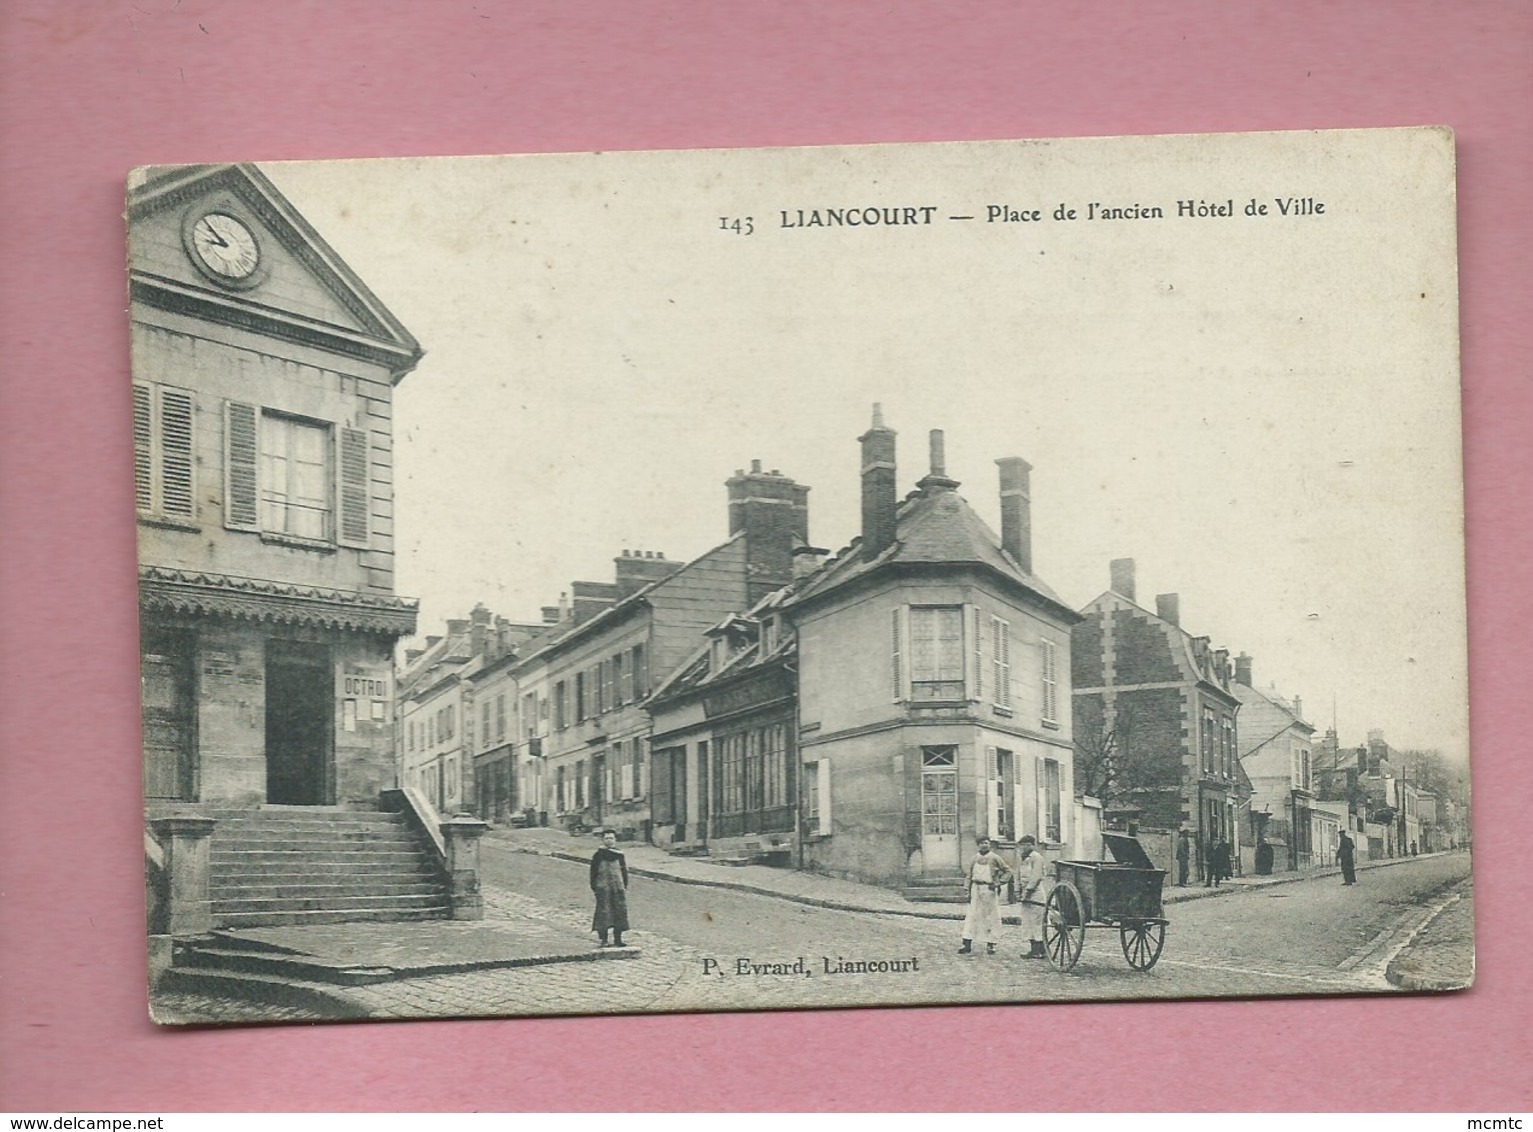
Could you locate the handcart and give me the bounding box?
[1041,832,1168,972]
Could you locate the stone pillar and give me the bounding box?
[149,815,216,936]
[441,813,489,920]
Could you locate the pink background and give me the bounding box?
[2,0,1529,1112]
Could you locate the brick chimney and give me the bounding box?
[1155,593,1180,626]
[571,580,618,624]
[996,457,1032,574]
[1109,558,1136,601]
[470,603,492,655]
[916,429,960,495]
[726,459,810,603]
[614,549,683,599]
[1235,652,1253,686]
[859,404,898,559]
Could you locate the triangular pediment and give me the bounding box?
[128,164,421,380]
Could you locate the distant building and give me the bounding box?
[132,164,422,812]
[1232,657,1318,870]
[782,410,1081,887]
[1071,561,1243,880]
[522,462,810,841]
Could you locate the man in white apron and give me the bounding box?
[1016,834,1049,958]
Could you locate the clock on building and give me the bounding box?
[186,210,263,285]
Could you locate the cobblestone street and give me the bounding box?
[153,848,1473,1023]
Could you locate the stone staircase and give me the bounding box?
[207,807,451,928]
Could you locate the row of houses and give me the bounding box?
[399,426,1467,890]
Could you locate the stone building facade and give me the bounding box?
[1071,561,1243,880]
[784,410,1081,888]
[132,164,421,813]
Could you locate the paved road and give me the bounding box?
[456,840,1471,1016]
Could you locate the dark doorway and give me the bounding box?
[265,640,332,805]
[142,627,197,801]
[590,752,607,825]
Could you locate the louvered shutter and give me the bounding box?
[338,426,370,547]
[965,603,982,701]
[158,388,195,519]
[223,401,260,531]
[133,384,153,513]
[890,606,904,701]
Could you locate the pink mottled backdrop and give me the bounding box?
[1,0,1529,1112]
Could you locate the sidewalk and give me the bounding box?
[1385,884,1474,991]
[485,826,1457,919]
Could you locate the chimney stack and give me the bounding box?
[614,550,682,599]
[1235,652,1253,686]
[917,429,960,495]
[1109,558,1136,601]
[541,605,561,625]
[996,457,1033,575]
[726,461,810,603]
[859,404,898,558]
[1155,593,1180,626]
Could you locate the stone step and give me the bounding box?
[205,808,406,823]
[213,891,452,915]
[213,905,452,929]
[174,944,401,986]
[211,848,430,866]
[158,964,369,1017]
[212,880,444,901]
[212,836,423,854]
[211,865,439,886]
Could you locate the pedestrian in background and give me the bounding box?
[1208,835,1231,888]
[1176,829,1191,886]
[1016,834,1049,959]
[958,835,1010,955]
[590,828,630,947]
[1338,830,1357,885]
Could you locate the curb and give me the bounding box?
[1383,889,1474,992]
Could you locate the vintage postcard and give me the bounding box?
[133,127,1470,1025]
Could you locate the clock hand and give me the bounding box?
[203,224,229,248]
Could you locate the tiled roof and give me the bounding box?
[788,487,1069,611]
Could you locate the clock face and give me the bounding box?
[190,212,260,281]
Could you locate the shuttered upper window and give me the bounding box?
[223,400,371,548]
[133,383,196,522]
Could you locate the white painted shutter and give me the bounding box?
[337,425,370,547]
[817,758,833,835]
[223,400,260,531]
[965,603,982,701]
[985,745,999,837]
[890,606,906,702]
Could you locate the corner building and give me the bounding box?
[131,164,421,812]
[785,410,1081,888]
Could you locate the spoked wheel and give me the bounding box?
[1119,919,1167,971]
[1043,881,1085,972]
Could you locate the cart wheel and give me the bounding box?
[1043,881,1084,972]
[1119,919,1166,971]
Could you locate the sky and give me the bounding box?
[260,129,1467,759]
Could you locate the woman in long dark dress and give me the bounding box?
[590,829,630,947]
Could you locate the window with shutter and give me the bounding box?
[910,606,965,701]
